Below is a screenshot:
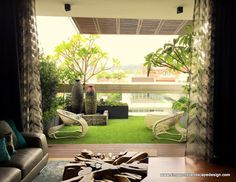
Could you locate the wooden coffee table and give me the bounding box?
[62,149,148,181]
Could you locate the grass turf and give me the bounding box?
[47,116,184,144]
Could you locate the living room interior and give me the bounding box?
[1,0,236,181]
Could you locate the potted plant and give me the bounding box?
[97,99,128,119]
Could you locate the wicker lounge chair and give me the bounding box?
[152,111,187,142]
[144,113,169,130]
[48,109,88,139]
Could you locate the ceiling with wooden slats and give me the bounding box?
[73,17,192,35]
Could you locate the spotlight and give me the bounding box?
[64,4,71,12]
[177,6,183,14]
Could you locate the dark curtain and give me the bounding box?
[18,0,43,133]
[0,0,43,133]
[0,1,22,131]
[213,0,236,165]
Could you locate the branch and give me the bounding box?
[174,49,190,73]
[85,38,96,63]
[73,58,83,73]
[153,55,188,73]
[164,49,189,73]
[85,65,114,83]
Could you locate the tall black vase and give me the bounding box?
[71,79,83,114]
[85,85,97,114]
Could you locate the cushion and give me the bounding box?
[0,120,18,147]
[0,137,11,162]
[5,119,27,148]
[4,132,16,155]
[0,167,21,182]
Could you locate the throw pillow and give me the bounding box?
[4,132,16,155]
[0,120,18,148]
[0,137,11,162]
[5,119,27,148]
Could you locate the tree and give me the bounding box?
[144,26,193,112]
[111,71,127,80]
[96,70,127,81]
[54,34,120,88]
[144,26,192,76]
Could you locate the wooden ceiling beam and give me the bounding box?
[93,18,101,34]
[116,18,120,34]
[73,17,191,35]
[136,19,143,34]
[154,20,165,34]
[174,20,188,35]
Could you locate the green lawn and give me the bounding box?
[47,116,184,144]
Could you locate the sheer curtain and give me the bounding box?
[18,0,43,133]
[186,0,214,161]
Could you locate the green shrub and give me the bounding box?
[39,55,59,124]
[98,98,128,106]
[60,94,73,111]
[172,96,189,112]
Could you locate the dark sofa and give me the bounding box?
[0,133,48,182]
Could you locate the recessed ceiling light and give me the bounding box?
[177,6,183,14]
[64,4,71,12]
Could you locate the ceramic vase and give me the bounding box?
[85,85,97,114]
[71,79,83,114]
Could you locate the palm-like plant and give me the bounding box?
[144,25,192,76]
[144,26,193,113]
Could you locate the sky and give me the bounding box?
[36,16,177,66]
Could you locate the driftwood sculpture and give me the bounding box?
[62,149,148,182]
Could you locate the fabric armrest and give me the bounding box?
[22,132,48,155]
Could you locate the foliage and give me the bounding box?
[39,54,60,124]
[107,93,122,102]
[54,34,120,86]
[144,26,193,113]
[55,94,73,112]
[58,65,78,85]
[111,71,127,80]
[96,71,112,79]
[144,25,192,76]
[96,71,127,81]
[172,96,197,112]
[98,98,128,106]
[97,93,126,106]
[172,96,189,112]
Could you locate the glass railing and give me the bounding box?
[57,82,186,116]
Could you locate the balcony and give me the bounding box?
[57,82,185,115]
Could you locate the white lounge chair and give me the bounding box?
[152,111,187,142]
[48,109,88,139]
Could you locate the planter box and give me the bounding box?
[82,111,108,126]
[97,106,128,119]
